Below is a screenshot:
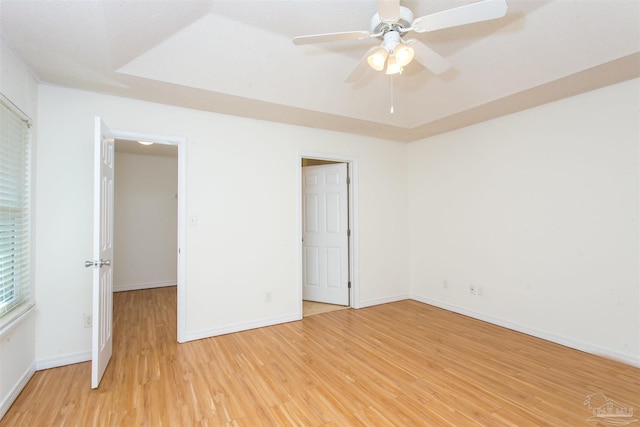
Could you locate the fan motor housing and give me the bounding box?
[370,6,414,36]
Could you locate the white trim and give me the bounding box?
[358,294,410,309]
[0,304,34,337]
[412,296,640,368]
[349,159,360,309]
[113,281,176,293]
[182,313,300,343]
[0,360,35,420]
[297,152,360,310]
[111,129,188,343]
[36,350,91,370]
[176,138,187,342]
[295,156,303,320]
[0,92,32,126]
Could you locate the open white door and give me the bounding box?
[89,117,114,388]
[302,163,349,305]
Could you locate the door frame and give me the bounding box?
[297,152,360,316]
[111,128,188,343]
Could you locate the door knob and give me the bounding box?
[100,259,111,267]
[85,260,96,267]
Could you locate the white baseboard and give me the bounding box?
[0,360,35,420]
[36,350,91,371]
[182,313,300,343]
[411,295,640,368]
[357,294,410,309]
[113,281,176,292]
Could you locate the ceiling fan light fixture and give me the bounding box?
[294,0,509,83]
[367,47,388,71]
[385,55,402,75]
[394,44,414,67]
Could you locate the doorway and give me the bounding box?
[300,155,358,317]
[113,140,178,292]
[110,129,187,342]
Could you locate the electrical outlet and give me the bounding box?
[469,285,476,295]
[265,292,272,302]
[83,313,92,328]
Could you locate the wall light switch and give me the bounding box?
[189,215,197,226]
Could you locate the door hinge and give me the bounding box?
[347,229,351,237]
[348,281,352,289]
[347,176,351,185]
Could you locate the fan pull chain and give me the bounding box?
[390,75,395,114]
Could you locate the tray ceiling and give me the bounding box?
[1,0,638,141]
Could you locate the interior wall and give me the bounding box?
[408,78,640,365]
[34,84,410,364]
[113,151,178,292]
[0,39,38,419]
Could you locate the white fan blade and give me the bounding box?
[293,31,371,45]
[411,0,508,33]
[345,46,379,83]
[377,0,400,23]
[405,39,451,75]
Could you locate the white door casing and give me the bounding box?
[91,117,114,388]
[108,128,186,342]
[302,163,349,305]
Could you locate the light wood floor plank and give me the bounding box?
[1,287,638,426]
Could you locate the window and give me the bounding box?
[0,95,31,318]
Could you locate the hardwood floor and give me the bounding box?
[2,287,638,426]
[303,300,349,317]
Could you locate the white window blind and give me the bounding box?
[0,95,31,318]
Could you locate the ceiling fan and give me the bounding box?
[293,0,508,83]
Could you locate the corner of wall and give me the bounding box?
[0,38,39,422]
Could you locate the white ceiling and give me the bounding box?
[1,0,638,141]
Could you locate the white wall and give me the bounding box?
[35,85,410,363]
[0,40,37,117]
[0,39,38,419]
[114,151,178,292]
[408,78,640,366]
